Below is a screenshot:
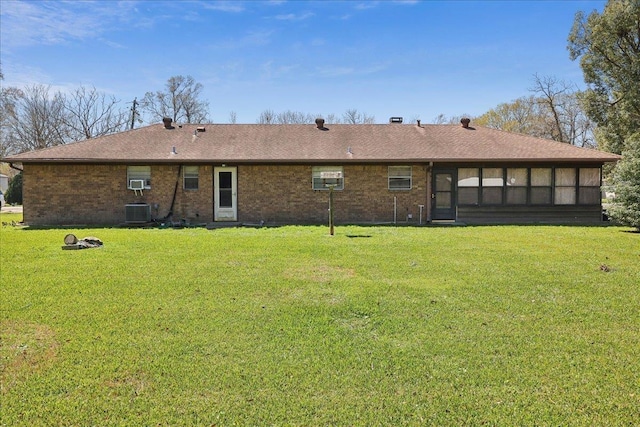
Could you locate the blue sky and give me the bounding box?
[1,0,606,124]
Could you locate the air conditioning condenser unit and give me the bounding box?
[125,204,151,223]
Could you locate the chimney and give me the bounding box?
[162,117,173,129]
[416,119,421,127]
[389,117,403,124]
[460,118,471,128]
[315,118,325,129]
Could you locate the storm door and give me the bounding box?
[432,169,456,220]
[214,167,237,221]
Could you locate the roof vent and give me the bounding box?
[389,117,403,124]
[162,117,174,129]
[461,118,471,128]
[196,126,206,132]
[315,118,325,129]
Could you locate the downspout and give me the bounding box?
[426,162,433,222]
[161,165,182,221]
[9,163,23,172]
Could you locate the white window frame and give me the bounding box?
[183,166,199,190]
[312,166,344,190]
[127,166,151,189]
[388,166,412,190]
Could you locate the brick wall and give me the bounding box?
[23,163,213,225]
[23,163,429,225]
[238,164,429,224]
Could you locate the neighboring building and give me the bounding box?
[0,173,8,193]
[3,118,621,226]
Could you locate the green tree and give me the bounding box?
[607,133,640,230]
[568,0,640,154]
[5,172,22,205]
[569,0,640,229]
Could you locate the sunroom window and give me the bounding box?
[506,168,528,205]
[457,168,479,205]
[312,166,344,190]
[482,168,504,204]
[578,168,600,204]
[530,168,552,205]
[554,168,576,205]
[388,166,412,190]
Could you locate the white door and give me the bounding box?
[214,167,237,221]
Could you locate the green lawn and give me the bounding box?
[1,214,639,426]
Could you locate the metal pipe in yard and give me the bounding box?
[393,196,397,224]
[328,185,334,235]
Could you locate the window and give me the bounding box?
[578,168,600,204]
[506,168,528,205]
[312,166,344,190]
[482,168,504,204]
[457,168,479,205]
[183,166,199,190]
[530,168,552,205]
[127,166,151,189]
[388,166,412,190]
[554,168,576,205]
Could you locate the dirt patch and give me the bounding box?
[284,264,356,283]
[104,372,150,398]
[0,320,58,394]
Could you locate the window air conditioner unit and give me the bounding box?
[125,204,151,223]
[129,179,145,190]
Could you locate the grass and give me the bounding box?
[1,212,639,426]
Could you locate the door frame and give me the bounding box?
[214,166,237,221]
[431,168,457,221]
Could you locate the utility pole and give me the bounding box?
[130,98,138,130]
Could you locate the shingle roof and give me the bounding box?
[4,122,621,164]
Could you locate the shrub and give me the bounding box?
[5,171,22,205]
[607,133,640,231]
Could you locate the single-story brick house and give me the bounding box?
[3,118,621,226]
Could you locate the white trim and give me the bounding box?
[214,166,237,221]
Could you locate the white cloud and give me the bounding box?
[315,62,389,78]
[273,12,314,21]
[209,30,275,49]
[199,1,246,13]
[0,0,141,49]
[354,2,380,11]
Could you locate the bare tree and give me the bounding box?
[228,111,237,124]
[342,108,375,124]
[257,109,276,124]
[3,84,70,153]
[276,110,315,124]
[141,75,210,124]
[0,75,20,157]
[529,74,595,147]
[323,113,341,124]
[63,86,129,140]
[257,109,375,124]
[432,113,475,125]
[432,113,448,124]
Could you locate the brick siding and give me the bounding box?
[23,163,213,225]
[23,163,429,225]
[239,164,428,224]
